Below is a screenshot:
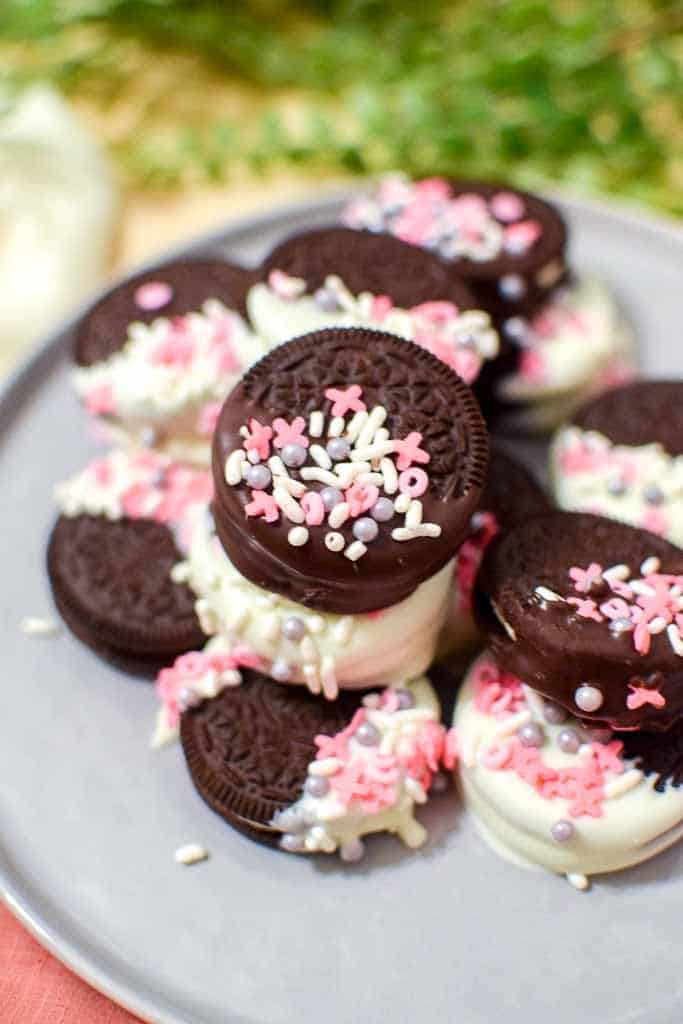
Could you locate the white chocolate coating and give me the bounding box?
[550,425,683,547]
[497,276,636,432]
[454,653,683,882]
[182,507,452,695]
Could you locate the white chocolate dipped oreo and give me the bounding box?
[453,653,683,887]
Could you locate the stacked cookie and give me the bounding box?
[344,175,636,430]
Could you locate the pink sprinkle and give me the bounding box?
[196,401,222,438]
[393,431,430,471]
[480,739,515,770]
[134,280,173,311]
[345,482,380,518]
[301,491,325,526]
[414,177,452,200]
[569,563,603,594]
[268,269,305,300]
[245,489,279,523]
[91,459,113,486]
[490,191,525,222]
[503,219,542,254]
[324,385,366,418]
[599,597,631,620]
[443,727,460,770]
[121,482,155,519]
[398,467,429,498]
[85,385,115,416]
[566,597,604,622]
[272,416,309,450]
[370,295,394,321]
[410,301,460,323]
[641,508,669,536]
[150,325,196,368]
[518,348,545,383]
[627,683,666,711]
[242,419,273,460]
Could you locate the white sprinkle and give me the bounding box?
[345,410,369,442]
[328,416,345,437]
[309,444,332,470]
[648,616,668,635]
[227,604,249,631]
[392,524,442,541]
[566,872,590,892]
[351,441,395,462]
[604,769,644,799]
[300,467,339,486]
[535,586,563,603]
[303,664,321,695]
[321,657,338,700]
[345,540,367,561]
[276,475,306,498]
[328,502,350,529]
[491,710,532,740]
[261,614,280,641]
[603,564,630,582]
[288,526,309,547]
[309,410,324,437]
[225,450,246,485]
[325,531,345,552]
[309,757,341,777]
[667,623,683,656]
[196,599,219,635]
[175,844,209,866]
[300,636,318,661]
[355,472,384,486]
[307,615,326,635]
[334,617,354,643]
[334,462,367,489]
[356,405,387,448]
[20,616,59,636]
[247,449,261,465]
[630,581,656,598]
[640,556,661,577]
[273,486,305,524]
[380,457,398,494]
[404,777,428,804]
[405,500,423,527]
[374,427,390,446]
[394,492,411,514]
[239,425,249,439]
[268,455,289,478]
[461,730,480,768]
[170,561,191,584]
[521,684,546,719]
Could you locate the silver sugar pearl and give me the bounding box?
[314,286,342,312]
[281,443,307,468]
[371,497,395,522]
[606,477,627,497]
[326,437,351,462]
[355,721,381,747]
[499,274,526,300]
[503,316,528,343]
[644,484,664,505]
[580,724,613,745]
[276,807,305,833]
[177,686,201,712]
[543,701,568,725]
[304,775,330,799]
[557,727,581,754]
[352,517,379,543]
[575,684,604,713]
[320,486,344,511]
[610,617,633,635]
[395,688,415,710]
[270,659,293,682]
[550,819,575,843]
[282,616,306,642]
[280,832,305,853]
[517,721,545,748]
[245,464,272,489]
[340,837,365,862]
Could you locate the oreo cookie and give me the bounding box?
[75,257,255,367]
[260,225,477,311]
[475,512,683,730]
[212,327,489,614]
[180,670,448,857]
[478,446,551,529]
[48,515,204,672]
[551,381,683,547]
[343,177,567,320]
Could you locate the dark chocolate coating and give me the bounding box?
[180,672,365,840]
[573,380,683,456]
[75,258,255,366]
[212,328,489,614]
[47,515,205,669]
[477,446,551,529]
[475,512,683,730]
[260,225,478,311]
[622,719,683,792]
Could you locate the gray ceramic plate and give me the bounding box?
[1,192,682,1024]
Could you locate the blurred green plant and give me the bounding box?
[1,0,681,210]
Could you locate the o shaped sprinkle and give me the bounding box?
[398,468,429,498]
[325,532,345,552]
[301,491,325,526]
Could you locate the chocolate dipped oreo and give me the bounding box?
[48,450,212,672]
[552,381,683,546]
[475,512,683,730]
[478,446,551,530]
[343,176,567,320]
[179,669,449,857]
[75,257,255,367]
[212,327,489,614]
[48,515,204,671]
[260,225,477,311]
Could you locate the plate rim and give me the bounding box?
[1,187,681,1024]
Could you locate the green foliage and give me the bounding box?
[1,0,681,210]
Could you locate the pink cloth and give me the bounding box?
[0,905,139,1023]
